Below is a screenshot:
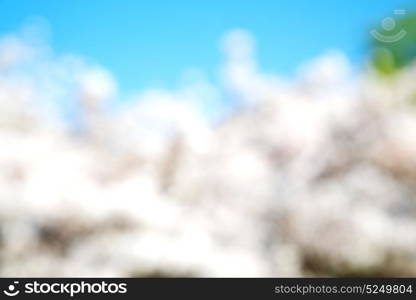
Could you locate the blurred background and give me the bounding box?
[1,0,416,277]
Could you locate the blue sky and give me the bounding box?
[0,0,414,95]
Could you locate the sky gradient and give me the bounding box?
[0,0,414,94]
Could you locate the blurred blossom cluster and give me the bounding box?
[2,26,416,277]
